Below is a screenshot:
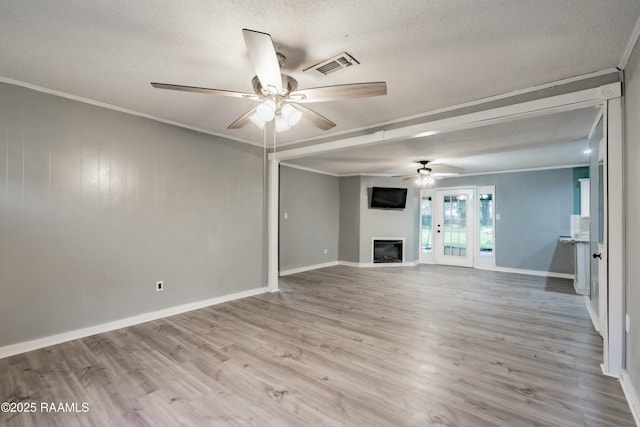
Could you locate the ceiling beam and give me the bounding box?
[271,83,621,161]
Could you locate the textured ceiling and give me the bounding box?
[1,0,638,150]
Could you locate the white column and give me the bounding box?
[268,157,279,292]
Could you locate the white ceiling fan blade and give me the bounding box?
[430,165,464,174]
[242,29,283,94]
[290,82,387,103]
[290,103,336,130]
[426,161,465,174]
[228,107,258,129]
[151,82,261,100]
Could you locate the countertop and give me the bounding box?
[559,236,589,243]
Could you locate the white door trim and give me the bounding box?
[604,97,624,377]
[597,133,609,352]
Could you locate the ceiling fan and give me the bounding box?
[151,29,387,132]
[393,160,461,186]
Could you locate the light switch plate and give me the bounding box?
[626,314,631,333]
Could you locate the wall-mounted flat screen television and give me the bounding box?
[370,187,408,209]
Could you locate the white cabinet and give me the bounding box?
[574,241,590,295]
[579,178,590,218]
[559,237,590,295]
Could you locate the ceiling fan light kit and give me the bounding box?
[281,104,302,127]
[151,28,387,133]
[275,114,290,132]
[393,160,461,187]
[416,174,435,187]
[251,100,303,133]
[256,99,276,122]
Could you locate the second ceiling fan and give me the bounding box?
[151,29,387,132]
[393,160,462,186]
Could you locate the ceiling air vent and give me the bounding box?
[304,52,359,76]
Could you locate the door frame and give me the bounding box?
[433,187,475,267]
[604,97,624,377]
[421,186,496,269]
[596,135,608,341]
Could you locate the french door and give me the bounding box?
[433,188,475,267]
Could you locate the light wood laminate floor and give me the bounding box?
[0,265,635,426]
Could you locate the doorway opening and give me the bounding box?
[420,186,494,268]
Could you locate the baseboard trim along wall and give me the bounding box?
[280,261,419,276]
[279,261,341,276]
[282,261,567,275]
[340,261,420,268]
[479,265,575,280]
[280,260,421,276]
[0,286,269,360]
[621,370,640,426]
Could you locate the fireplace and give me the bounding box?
[372,238,404,263]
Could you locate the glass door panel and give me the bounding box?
[477,185,495,267]
[435,188,474,267]
[419,190,434,263]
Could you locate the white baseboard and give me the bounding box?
[621,370,640,426]
[279,261,340,276]
[0,286,268,360]
[585,295,601,334]
[339,261,361,268]
[315,261,567,276]
[339,260,420,268]
[280,260,420,275]
[600,363,620,379]
[479,265,574,280]
[341,262,563,274]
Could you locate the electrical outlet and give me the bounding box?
[284,212,288,219]
[324,248,328,255]
[156,281,164,292]
[626,314,631,333]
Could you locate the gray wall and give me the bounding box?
[0,83,265,347]
[358,176,417,263]
[279,166,339,271]
[435,168,574,274]
[338,176,361,262]
[623,34,640,396]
